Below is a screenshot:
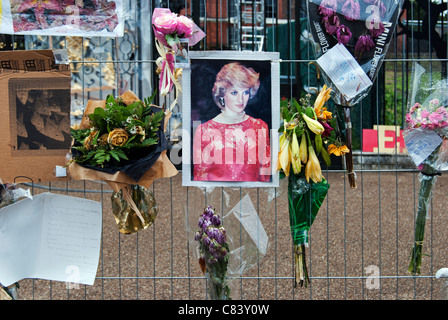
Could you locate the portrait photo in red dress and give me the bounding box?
[182,51,280,188]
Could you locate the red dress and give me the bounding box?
[193,116,271,182]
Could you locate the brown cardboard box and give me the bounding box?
[0,50,71,184]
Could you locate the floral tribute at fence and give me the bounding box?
[307,0,401,188]
[403,63,448,275]
[68,90,177,234]
[277,86,346,286]
[194,206,231,300]
[152,8,205,111]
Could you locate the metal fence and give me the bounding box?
[5,0,448,300]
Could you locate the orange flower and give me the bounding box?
[327,143,350,156]
[314,85,332,120]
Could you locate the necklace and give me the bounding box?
[220,110,246,123]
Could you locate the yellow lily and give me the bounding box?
[305,145,323,183]
[327,143,350,156]
[299,133,308,163]
[302,113,324,135]
[314,85,333,120]
[314,85,332,110]
[290,131,301,174]
[277,134,291,176]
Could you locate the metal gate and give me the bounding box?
[4,0,448,300]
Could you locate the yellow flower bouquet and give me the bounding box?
[277,85,347,287]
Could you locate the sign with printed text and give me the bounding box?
[362,125,407,154]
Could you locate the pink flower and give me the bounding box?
[438,121,448,128]
[355,34,375,53]
[430,99,440,105]
[436,106,447,114]
[367,18,385,38]
[410,103,421,114]
[153,12,179,35]
[341,0,361,21]
[429,112,444,125]
[337,25,352,45]
[323,13,340,35]
[318,0,338,16]
[374,0,387,17]
[405,113,412,123]
[176,15,194,37]
[421,110,430,119]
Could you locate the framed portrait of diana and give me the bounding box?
[181,51,280,188]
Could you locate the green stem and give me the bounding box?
[408,174,437,274]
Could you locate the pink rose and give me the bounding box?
[153,13,178,35]
[429,112,444,125]
[176,15,194,38]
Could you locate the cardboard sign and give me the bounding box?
[363,125,406,154]
[0,50,71,184]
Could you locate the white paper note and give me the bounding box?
[317,43,373,100]
[404,129,443,166]
[0,193,102,287]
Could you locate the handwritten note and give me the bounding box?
[317,43,373,101]
[0,193,102,287]
[404,129,443,166]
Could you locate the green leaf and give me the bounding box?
[141,137,158,147]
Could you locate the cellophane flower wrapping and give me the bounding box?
[194,206,231,300]
[188,189,270,299]
[69,90,178,233]
[111,184,158,234]
[403,63,448,274]
[307,0,401,106]
[152,7,205,109]
[307,0,402,188]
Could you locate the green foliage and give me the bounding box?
[70,92,165,168]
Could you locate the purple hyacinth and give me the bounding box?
[355,34,375,53]
[195,206,229,264]
[211,213,221,226]
[336,25,352,45]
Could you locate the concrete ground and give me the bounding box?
[13,170,448,300]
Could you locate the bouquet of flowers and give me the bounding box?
[152,8,205,111]
[277,86,347,286]
[403,63,448,274]
[194,206,231,300]
[68,90,178,233]
[307,0,402,188]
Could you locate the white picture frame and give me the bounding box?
[181,51,280,188]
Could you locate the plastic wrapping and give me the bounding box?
[307,0,401,106]
[288,174,329,247]
[187,187,271,299]
[403,63,448,274]
[307,0,402,188]
[111,184,158,234]
[152,8,205,111]
[0,182,32,209]
[436,268,448,300]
